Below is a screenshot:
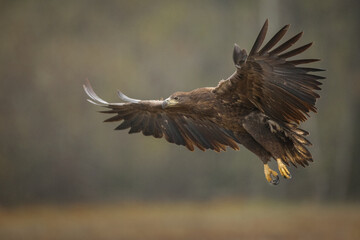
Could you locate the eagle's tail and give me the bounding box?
[268,120,313,167]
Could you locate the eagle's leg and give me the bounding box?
[243,111,295,184]
[277,158,291,179]
[264,163,279,185]
[236,132,279,185]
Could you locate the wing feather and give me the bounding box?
[214,20,324,124]
[249,19,268,56]
[288,59,320,65]
[129,115,145,134]
[278,42,313,59]
[84,81,240,151]
[258,24,289,55]
[269,32,303,55]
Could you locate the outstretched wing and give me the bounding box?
[83,80,240,152]
[214,19,324,124]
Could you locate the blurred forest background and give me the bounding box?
[0,0,360,239]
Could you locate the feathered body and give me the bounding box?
[84,20,324,184]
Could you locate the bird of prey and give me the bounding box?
[84,20,324,185]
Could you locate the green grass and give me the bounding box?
[0,200,359,240]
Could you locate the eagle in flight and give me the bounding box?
[84,20,324,185]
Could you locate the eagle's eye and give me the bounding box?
[174,96,179,100]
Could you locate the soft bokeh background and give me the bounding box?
[1,0,359,239]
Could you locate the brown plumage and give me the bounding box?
[84,20,324,185]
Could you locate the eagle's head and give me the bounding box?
[162,92,189,109]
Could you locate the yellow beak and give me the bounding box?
[162,98,178,109]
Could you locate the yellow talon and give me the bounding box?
[277,158,292,179]
[264,163,279,185]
